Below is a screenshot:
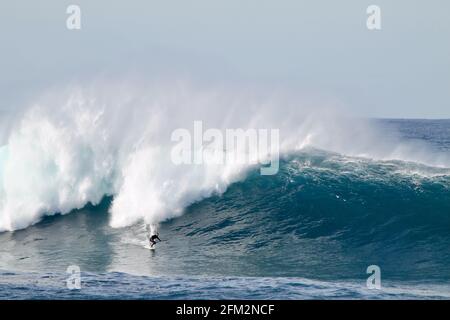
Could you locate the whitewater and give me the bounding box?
[1,80,448,233]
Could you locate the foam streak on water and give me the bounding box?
[2,271,450,300]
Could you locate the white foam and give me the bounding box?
[0,80,448,231]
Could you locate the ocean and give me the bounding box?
[0,117,449,299]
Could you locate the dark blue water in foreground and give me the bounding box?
[1,119,449,299]
[2,271,450,300]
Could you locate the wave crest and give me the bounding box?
[0,80,448,231]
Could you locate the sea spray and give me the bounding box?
[0,80,448,232]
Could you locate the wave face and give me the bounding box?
[175,150,450,281]
[1,81,449,232]
[0,149,449,285]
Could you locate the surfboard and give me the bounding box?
[144,245,156,250]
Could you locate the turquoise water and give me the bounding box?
[1,119,450,299]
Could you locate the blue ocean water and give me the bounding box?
[0,119,449,299]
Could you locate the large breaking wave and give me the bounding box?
[0,80,449,232]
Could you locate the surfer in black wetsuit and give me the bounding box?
[148,233,161,247]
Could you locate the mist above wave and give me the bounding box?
[0,79,447,232]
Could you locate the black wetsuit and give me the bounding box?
[149,234,161,247]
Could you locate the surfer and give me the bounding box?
[148,232,161,248]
